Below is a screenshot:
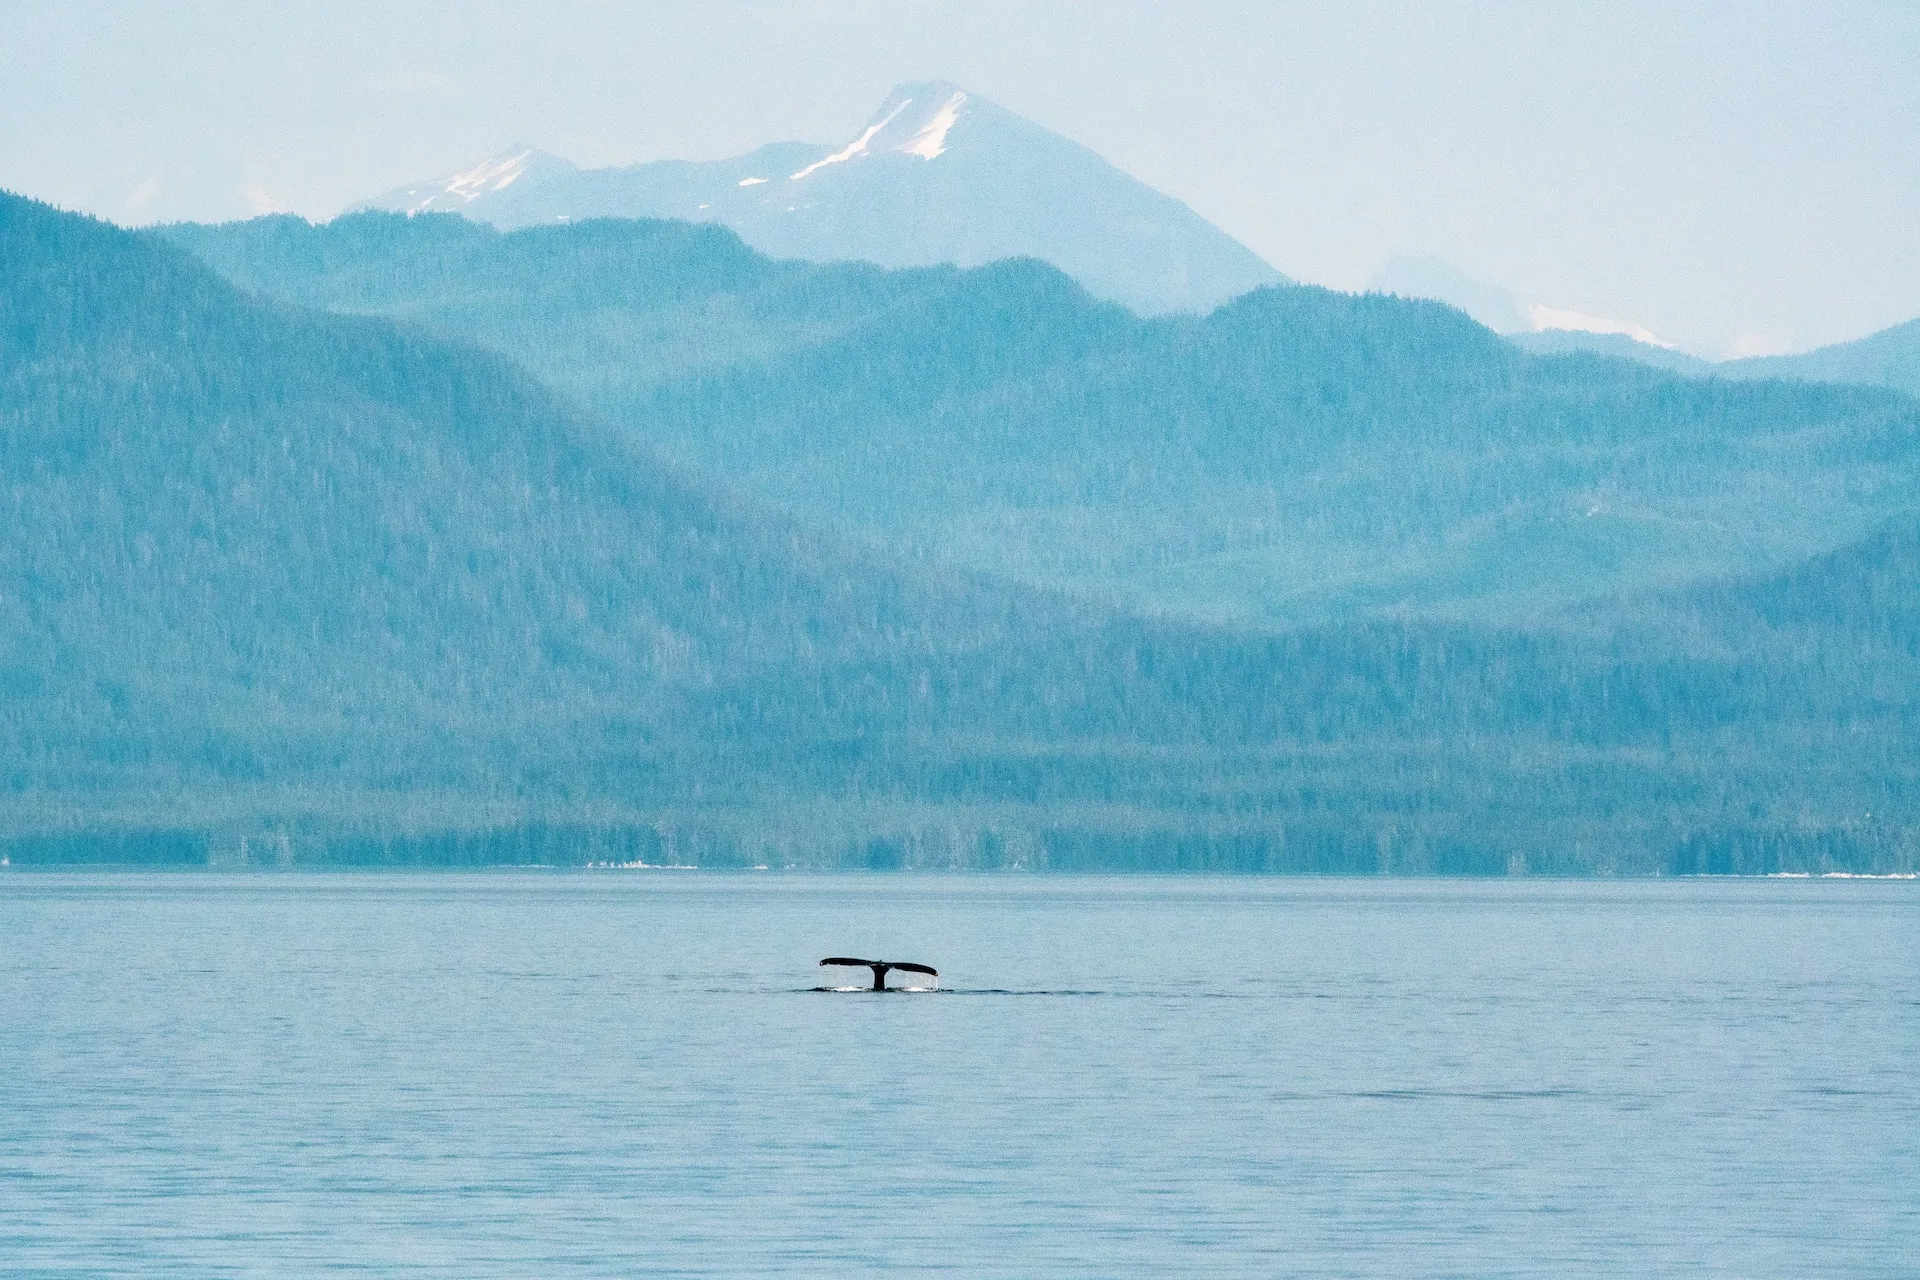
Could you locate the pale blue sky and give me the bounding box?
[2,1,1914,354]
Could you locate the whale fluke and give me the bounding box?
[819,957,939,990]
[886,962,938,978]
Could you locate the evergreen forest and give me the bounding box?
[2,193,1916,872]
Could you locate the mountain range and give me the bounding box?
[5,189,1919,872]
[354,82,1285,317]
[170,211,1920,630]
[1372,253,1920,397]
[1507,322,1920,399]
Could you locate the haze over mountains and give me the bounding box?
[1373,253,1920,396]
[1513,317,1920,398]
[3,186,1918,872]
[355,82,1285,317]
[173,212,1920,629]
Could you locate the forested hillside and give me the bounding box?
[1507,319,1920,398]
[0,193,1075,843]
[170,213,1920,627]
[1507,329,1713,374]
[5,193,1915,872]
[1723,318,1920,398]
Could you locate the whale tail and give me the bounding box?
[819,957,939,990]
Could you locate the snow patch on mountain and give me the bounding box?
[350,83,1286,314]
[1528,303,1672,349]
[899,91,967,159]
[440,150,536,205]
[790,100,911,180]
[1371,256,1684,351]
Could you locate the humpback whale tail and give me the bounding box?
[819,957,939,990]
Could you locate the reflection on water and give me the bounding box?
[2,872,1916,1277]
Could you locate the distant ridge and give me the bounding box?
[1722,318,1920,398]
[1367,255,1920,397]
[353,82,1285,315]
[172,211,1920,630]
[7,190,1920,873]
[1505,316,1920,398]
[1508,328,1712,375]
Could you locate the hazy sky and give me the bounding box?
[3,1,1915,355]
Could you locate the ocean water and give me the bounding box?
[1,873,1915,1278]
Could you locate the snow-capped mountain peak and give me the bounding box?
[899,89,967,159]
[352,84,1285,314]
[372,147,576,216]
[788,100,911,180]
[443,150,535,203]
[789,83,973,180]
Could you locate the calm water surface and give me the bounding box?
[2,873,1915,1277]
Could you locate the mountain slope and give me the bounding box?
[1722,318,1920,398]
[171,212,1920,629]
[0,191,1097,816]
[1507,328,1713,374]
[352,82,1285,316]
[1370,253,1531,333]
[0,190,1594,859]
[1501,316,1920,397]
[10,193,1920,872]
